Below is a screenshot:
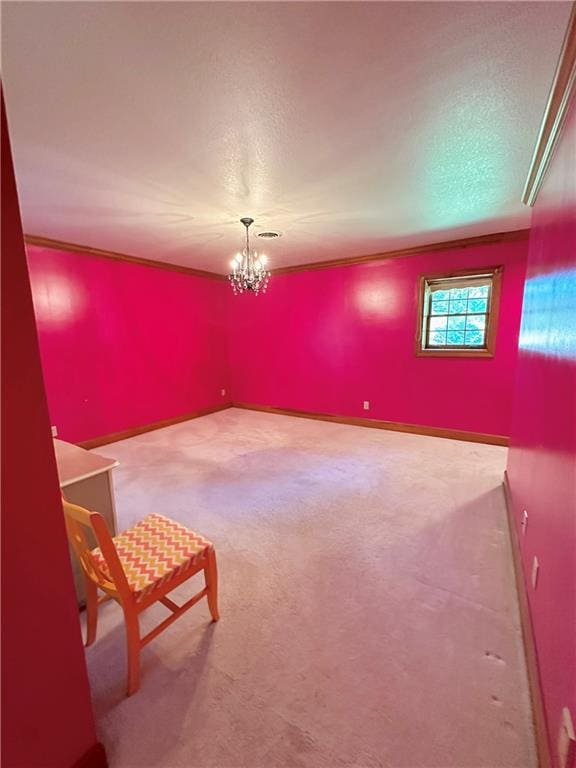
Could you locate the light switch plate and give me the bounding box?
[221,389,226,397]
[51,425,58,437]
[531,556,539,590]
[363,401,370,410]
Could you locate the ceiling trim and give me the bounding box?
[522,2,576,207]
[25,229,531,279]
[23,234,226,281]
[272,229,530,276]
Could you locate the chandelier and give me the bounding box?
[228,217,271,295]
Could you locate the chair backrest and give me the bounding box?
[62,498,131,600]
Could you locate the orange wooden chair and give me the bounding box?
[62,498,219,696]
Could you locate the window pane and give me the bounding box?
[421,272,496,352]
[465,329,485,346]
[429,316,447,331]
[466,314,486,331]
[468,285,489,298]
[447,315,466,331]
[468,298,488,313]
[429,331,446,346]
[448,299,467,314]
[430,300,448,315]
[446,331,465,345]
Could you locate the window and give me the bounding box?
[416,267,502,357]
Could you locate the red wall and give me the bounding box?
[26,246,230,444]
[230,239,528,437]
[1,97,101,767]
[506,100,576,765]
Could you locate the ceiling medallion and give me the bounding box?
[228,217,271,295]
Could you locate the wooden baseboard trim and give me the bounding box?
[77,403,232,449]
[232,403,508,446]
[73,741,108,768]
[502,471,551,768]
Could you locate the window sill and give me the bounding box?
[416,348,494,358]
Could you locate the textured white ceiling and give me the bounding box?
[2,1,572,273]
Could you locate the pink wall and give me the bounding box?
[2,95,101,767]
[506,100,576,765]
[27,246,230,444]
[230,239,528,437]
[27,235,527,444]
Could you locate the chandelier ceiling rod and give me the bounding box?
[240,216,254,249]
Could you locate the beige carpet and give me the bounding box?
[84,408,535,768]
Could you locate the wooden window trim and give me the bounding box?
[415,266,502,358]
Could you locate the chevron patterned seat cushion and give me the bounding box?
[92,513,213,602]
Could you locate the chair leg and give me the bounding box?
[204,549,220,622]
[124,607,141,696]
[84,576,98,647]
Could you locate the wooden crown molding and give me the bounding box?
[271,229,530,276]
[522,3,576,207]
[24,234,226,281]
[25,228,530,281]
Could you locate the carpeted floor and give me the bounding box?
[84,408,535,768]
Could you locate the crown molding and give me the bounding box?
[24,234,226,281]
[522,3,576,207]
[24,228,531,281]
[271,229,530,276]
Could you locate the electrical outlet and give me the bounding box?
[521,510,528,536]
[531,556,540,590]
[51,425,58,438]
[221,388,226,397]
[558,708,575,768]
[363,401,370,411]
